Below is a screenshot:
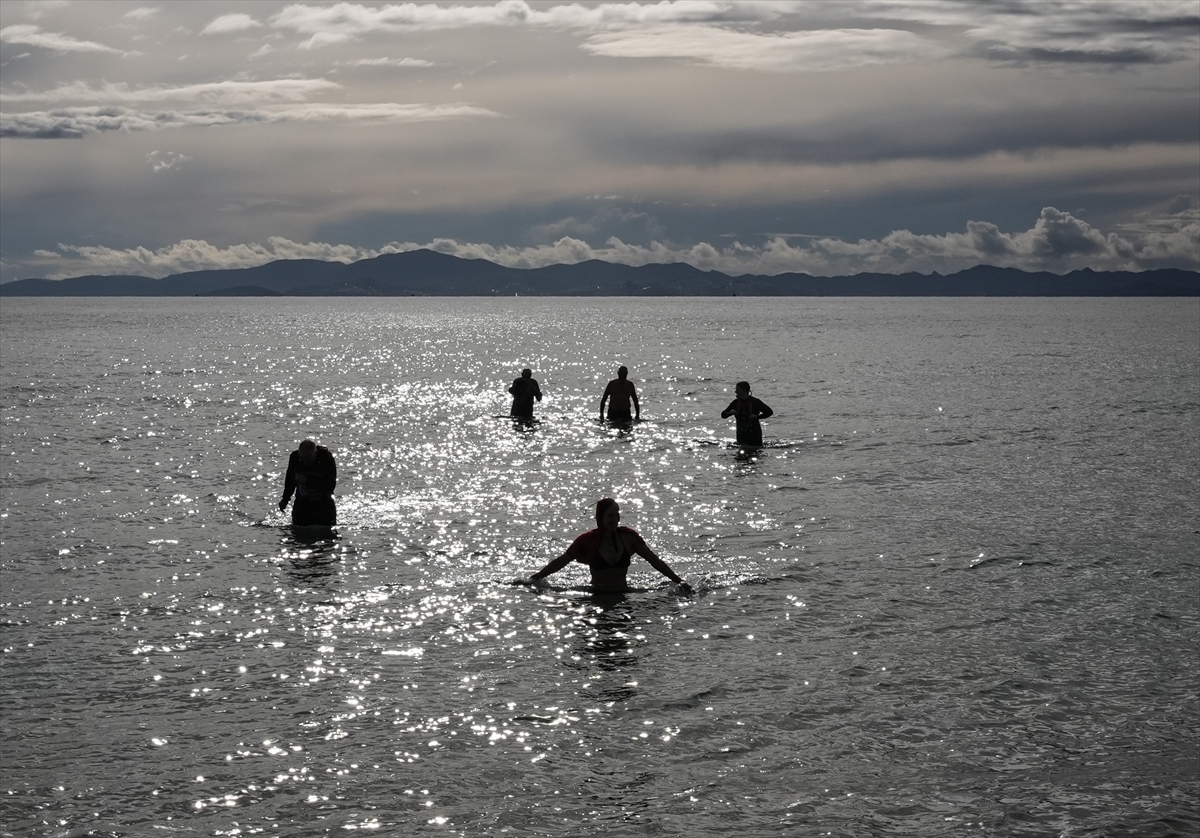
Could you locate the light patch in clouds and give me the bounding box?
[200,13,263,36]
[1,78,340,105]
[122,7,159,22]
[583,26,948,72]
[0,102,501,138]
[269,0,783,41]
[338,57,436,68]
[28,209,1199,281]
[0,24,124,54]
[145,150,190,172]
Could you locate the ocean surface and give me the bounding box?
[1,296,1196,838]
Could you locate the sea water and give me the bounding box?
[1,296,1197,837]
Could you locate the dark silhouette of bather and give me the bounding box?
[721,381,774,446]
[599,365,640,423]
[279,439,337,526]
[509,368,543,419]
[527,498,691,593]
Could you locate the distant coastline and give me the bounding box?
[1,250,1196,296]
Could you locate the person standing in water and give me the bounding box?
[721,381,774,447]
[508,368,543,419]
[599,365,640,423]
[279,439,337,526]
[528,498,691,593]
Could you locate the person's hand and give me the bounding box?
[675,580,693,594]
[278,499,287,513]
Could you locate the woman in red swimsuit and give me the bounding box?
[528,498,691,593]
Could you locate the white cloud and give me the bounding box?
[270,0,784,41]
[338,57,436,68]
[145,150,191,172]
[200,13,263,36]
[25,208,1199,281]
[1,78,341,104]
[123,7,160,22]
[583,26,948,72]
[0,102,501,138]
[0,23,124,54]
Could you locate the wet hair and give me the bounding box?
[736,381,751,393]
[299,439,316,453]
[595,497,618,526]
[617,366,628,378]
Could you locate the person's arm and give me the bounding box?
[279,452,297,511]
[629,535,691,592]
[509,381,518,396]
[599,382,612,418]
[534,381,542,402]
[756,399,773,420]
[529,551,573,584]
[720,399,736,419]
[631,385,640,420]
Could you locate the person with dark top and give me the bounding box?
[279,439,337,526]
[509,368,543,419]
[721,381,774,446]
[528,498,691,593]
[599,365,640,423]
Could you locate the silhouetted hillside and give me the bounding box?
[2,251,1196,296]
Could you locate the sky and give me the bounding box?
[1,0,1198,283]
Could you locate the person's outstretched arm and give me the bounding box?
[632,541,691,592]
[529,551,572,584]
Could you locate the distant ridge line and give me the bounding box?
[1,250,1197,296]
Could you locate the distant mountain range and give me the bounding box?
[1,250,1196,296]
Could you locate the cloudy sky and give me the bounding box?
[1,0,1197,283]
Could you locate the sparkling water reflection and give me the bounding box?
[1,297,1197,837]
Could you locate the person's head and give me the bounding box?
[617,366,628,379]
[735,381,751,399]
[521,368,532,378]
[595,497,620,530]
[298,439,317,464]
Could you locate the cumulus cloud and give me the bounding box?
[200,13,263,35]
[0,102,501,138]
[145,150,191,172]
[25,208,1198,281]
[0,24,125,54]
[583,26,948,72]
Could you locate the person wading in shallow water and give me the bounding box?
[279,439,337,526]
[508,368,543,419]
[599,365,640,423]
[527,498,691,593]
[721,381,774,447]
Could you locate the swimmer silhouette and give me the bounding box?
[508,367,543,419]
[279,439,337,526]
[721,381,774,446]
[599,365,640,423]
[528,498,691,593]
